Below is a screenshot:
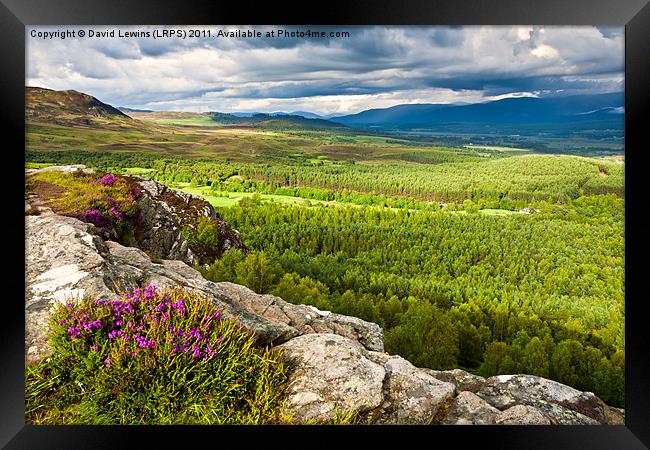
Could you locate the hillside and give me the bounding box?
[24,165,625,425]
[332,93,624,132]
[125,110,347,130]
[26,87,132,126]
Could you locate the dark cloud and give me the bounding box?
[597,27,623,39]
[27,25,624,114]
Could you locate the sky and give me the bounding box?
[26,26,624,116]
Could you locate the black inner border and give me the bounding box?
[1,0,648,448]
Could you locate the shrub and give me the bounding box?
[25,285,288,424]
[181,217,223,263]
[27,170,142,244]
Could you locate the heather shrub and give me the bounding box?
[25,285,289,424]
[27,170,142,243]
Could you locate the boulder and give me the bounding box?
[367,352,455,424]
[275,333,385,422]
[440,391,501,425]
[216,282,384,352]
[495,405,551,425]
[425,369,486,394]
[25,213,114,364]
[476,375,609,425]
[276,335,454,424]
[133,177,246,263]
[132,187,197,265]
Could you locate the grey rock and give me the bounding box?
[130,177,246,264]
[367,353,456,424]
[275,333,385,423]
[440,391,502,425]
[216,282,384,352]
[476,375,602,425]
[134,188,198,265]
[25,214,114,365]
[425,369,486,394]
[495,405,551,425]
[26,164,95,175]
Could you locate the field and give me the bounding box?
[176,183,339,208]
[25,104,626,407]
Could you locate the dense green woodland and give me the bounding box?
[27,150,623,205]
[196,194,624,407]
[26,147,625,407]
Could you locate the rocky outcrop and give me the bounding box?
[495,405,551,425]
[25,165,246,266]
[24,166,625,425]
[424,369,486,394]
[366,352,455,424]
[440,391,502,425]
[133,178,246,265]
[25,210,383,365]
[275,334,455,424]
[276,334,386,422]
[470,374,624,425]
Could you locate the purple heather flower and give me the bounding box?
[100,174,117,186]
[79,209,109,228]
[91,345,99,351]
[104,358,110,365]
[110,207,124,220]
[144,285,157,298]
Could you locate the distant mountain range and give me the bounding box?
[26,86,624,139]
[329,93,624,130]
[207,112,346,130]
[118,107,154,113]
[229,111,326,119]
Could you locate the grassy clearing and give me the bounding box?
[119,167,158,176]
[151,118,224,127]
[26,162,58,169]
[464,144,531,153]
[175,184,339,208]
[448,208,521,216]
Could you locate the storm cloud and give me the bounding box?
[26,25,624,115]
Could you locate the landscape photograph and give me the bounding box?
[24,25,625,425]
